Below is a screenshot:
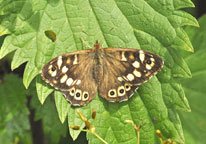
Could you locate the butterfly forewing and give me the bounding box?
[41,50,97,106]
[98,48,163,102]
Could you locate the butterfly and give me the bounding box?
[41,41,164,106]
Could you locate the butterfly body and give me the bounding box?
[41,41,164,106]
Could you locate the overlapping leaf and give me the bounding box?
[0,74,30,144]
[180,15,206,144]
[30,90,68,144]
[0,0,198,143]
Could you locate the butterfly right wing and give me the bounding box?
[97,52,139,102]
[41,50,97,106]
[98,48,163,102]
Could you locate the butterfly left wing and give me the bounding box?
[98,48,164,102]
[41,50,97,106]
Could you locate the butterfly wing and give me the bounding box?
[98,48,164,102]
[41,50,97,106]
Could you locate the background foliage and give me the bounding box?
[0,0,205,144]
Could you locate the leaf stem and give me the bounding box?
[137,130,140,144]
[92,131,108,144]
[79,129,108,144]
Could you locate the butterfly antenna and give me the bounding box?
[80,38,92,49]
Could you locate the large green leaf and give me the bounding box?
[180,15,206,144]
[0,0,198,143]
[29,81,68,144]
[0,74,31,144]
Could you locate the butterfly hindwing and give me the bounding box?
[41,50,97,106]
[98,48,163,102]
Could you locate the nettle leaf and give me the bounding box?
[180,16,206,144]
[29,82,68,144]
[0,0,198,143]
[54,91,70,123]
[0,74,30,143]
[36,75,53,104]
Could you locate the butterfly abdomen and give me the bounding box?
[91,50,105,84]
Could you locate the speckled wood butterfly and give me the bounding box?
[41,41,164,106]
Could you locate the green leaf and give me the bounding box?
[161,82,190,112]
[137,77,182,143]
[30,88,67,144]
[0,0,197,143]
[173,0,194,10]
[23,61,40,88]
[171,27,194,52]
[36,75,53,104]
[168,48,192,78]
[54,91,70,124]
[0,74,28,115]
[0,74,31,143]
[0,0,26,15]
[0,0,27,35]
[168,11,199,27]
[180,15,206,144]
[134,30,191,112]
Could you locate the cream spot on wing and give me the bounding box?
[121,52,127,61]
[118,77,124,82]
[124,83,131,91]
[118,86,125,96]
[146,64,152,70]
[145,72,151,77]
[129,54,135,60]
[73,55,78,65]
[57,56,63,69]
[74,89,82,100]
[150,58,155,67]
[132,61,140,68]
[133,69,141,77]
[62,66,68,73]
[108,89,117,97]
[119,98,128,102]
[72,80,77,85]
[127,73,135,81]
[48,65,52,69]
[53,80,57,84]
[69,87,75,96]
[66,78,73,86]
[82,91,89,101]
[151,62,155,67]
[150,57,155,62]
[139,50,145,62]
[66,57,71,64]
[48,65,57,75]
[51,71,57,77]
[60,74,68,83]
[123,76,128,81]
[76,80,81,85]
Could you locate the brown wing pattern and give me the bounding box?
[41,50,97,106]
[98,48,163,102]
[41,41,164,106]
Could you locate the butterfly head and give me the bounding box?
[93,40,103,51]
